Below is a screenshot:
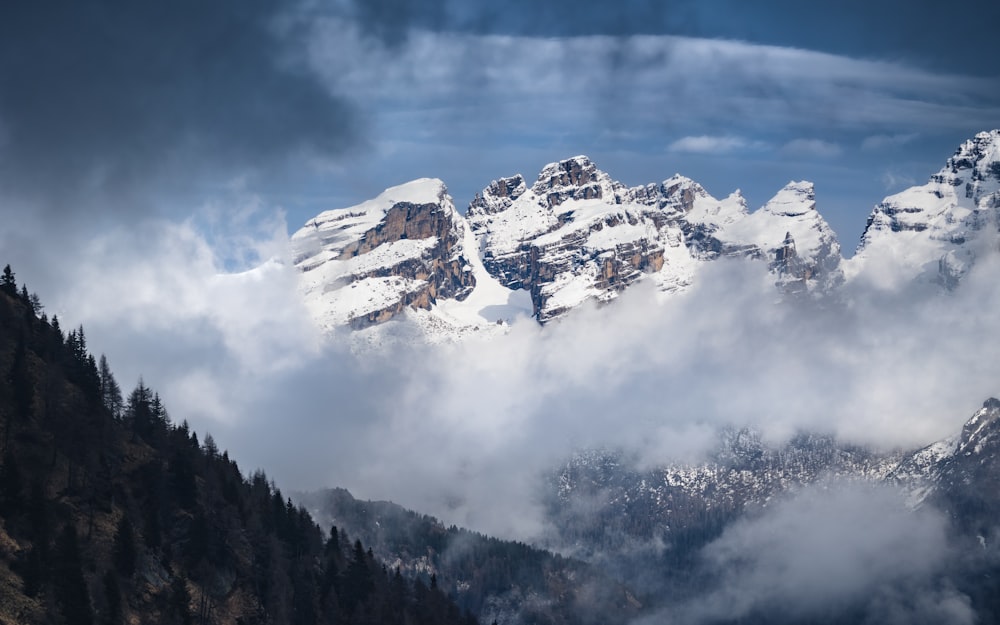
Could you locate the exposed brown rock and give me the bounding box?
[336,201,475,328]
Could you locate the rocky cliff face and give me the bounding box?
[540,398,1000,604]
[292,179,476,330]
[722,181,844,293]
[890,398,1000,534]
[466,156,660,320]
[544,428,900,560]
[466,157,841,321]
[292,131,998,340]
[850,130,1000,289]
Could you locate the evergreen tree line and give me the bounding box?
[0,263,479,625]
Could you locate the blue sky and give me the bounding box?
[1,0,998,259]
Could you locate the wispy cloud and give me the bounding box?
[880,170,918,190]
[668,135,766,154]
[655,482,974,625]
[781,138,843,158]
[306,27,1000,138]
[862,133,919,150]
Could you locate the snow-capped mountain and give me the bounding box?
[466,156,729,321]
[292,178,534,341]
[544,429,901,559]
[848,129,1000,289]
[291,130,1000,342]
[890,398,1000,530]
[292,179,473,330]
[293,153,850,339]
[544,397,1000,568]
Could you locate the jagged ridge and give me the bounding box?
[294,152,852,335]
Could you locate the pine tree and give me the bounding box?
[203,433,218,458]
[29,292,43,315]
[342,540,374,615]
[126,380,153,440]
[51,314,63,343]
[0,264,16,296]
[98,355,123,419]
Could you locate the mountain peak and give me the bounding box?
[852,130,1000,290]
[292,178,475,330]
[762,181,816,217]
[291,133,1000,341]
[530,155,619,207]
[947,129,1000,176]
[382,177,450,205]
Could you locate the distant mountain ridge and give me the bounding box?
[539,398,1000,611]
[292,130,1000,342]
[291,399,1000,621]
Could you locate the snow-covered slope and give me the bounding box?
[848,130,1000,290]
[291,131,1000,341]
[467,157,842,322]
[466,156,682,321]
[891,397,1000,514]
[292,178,532,342]
[722,181,844,293]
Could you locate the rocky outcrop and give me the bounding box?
[468,159,745,321]
[292,179,476,330]
[468,161,842,321]
[292,131,1000,338]
[890,398,1000,532]
[722,181,844,293]
[850,130,1000,289]
[544,428,901,563]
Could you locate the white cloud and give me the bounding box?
[32,221,1000,541]
[306,26,1000,138]
[667,135,765,154]
[10,157,1000,546]
[781,138,843,157]
[880,169,918,190]
[659,482,974,624]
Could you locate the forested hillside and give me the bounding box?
[0,264,476,625]
[297,488,641,625]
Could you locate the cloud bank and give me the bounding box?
[653,482,975,625]
[24,208,1000,541]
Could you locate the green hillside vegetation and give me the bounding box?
[0,264,477,625]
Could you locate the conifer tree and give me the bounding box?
[29,292,43,315]
[343,540,375,615]
[0,264,16,296]
[98,355,123,419]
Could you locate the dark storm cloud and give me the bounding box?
[0,0,358,216]
[439,0,1000,78]
[343,0,447,47]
